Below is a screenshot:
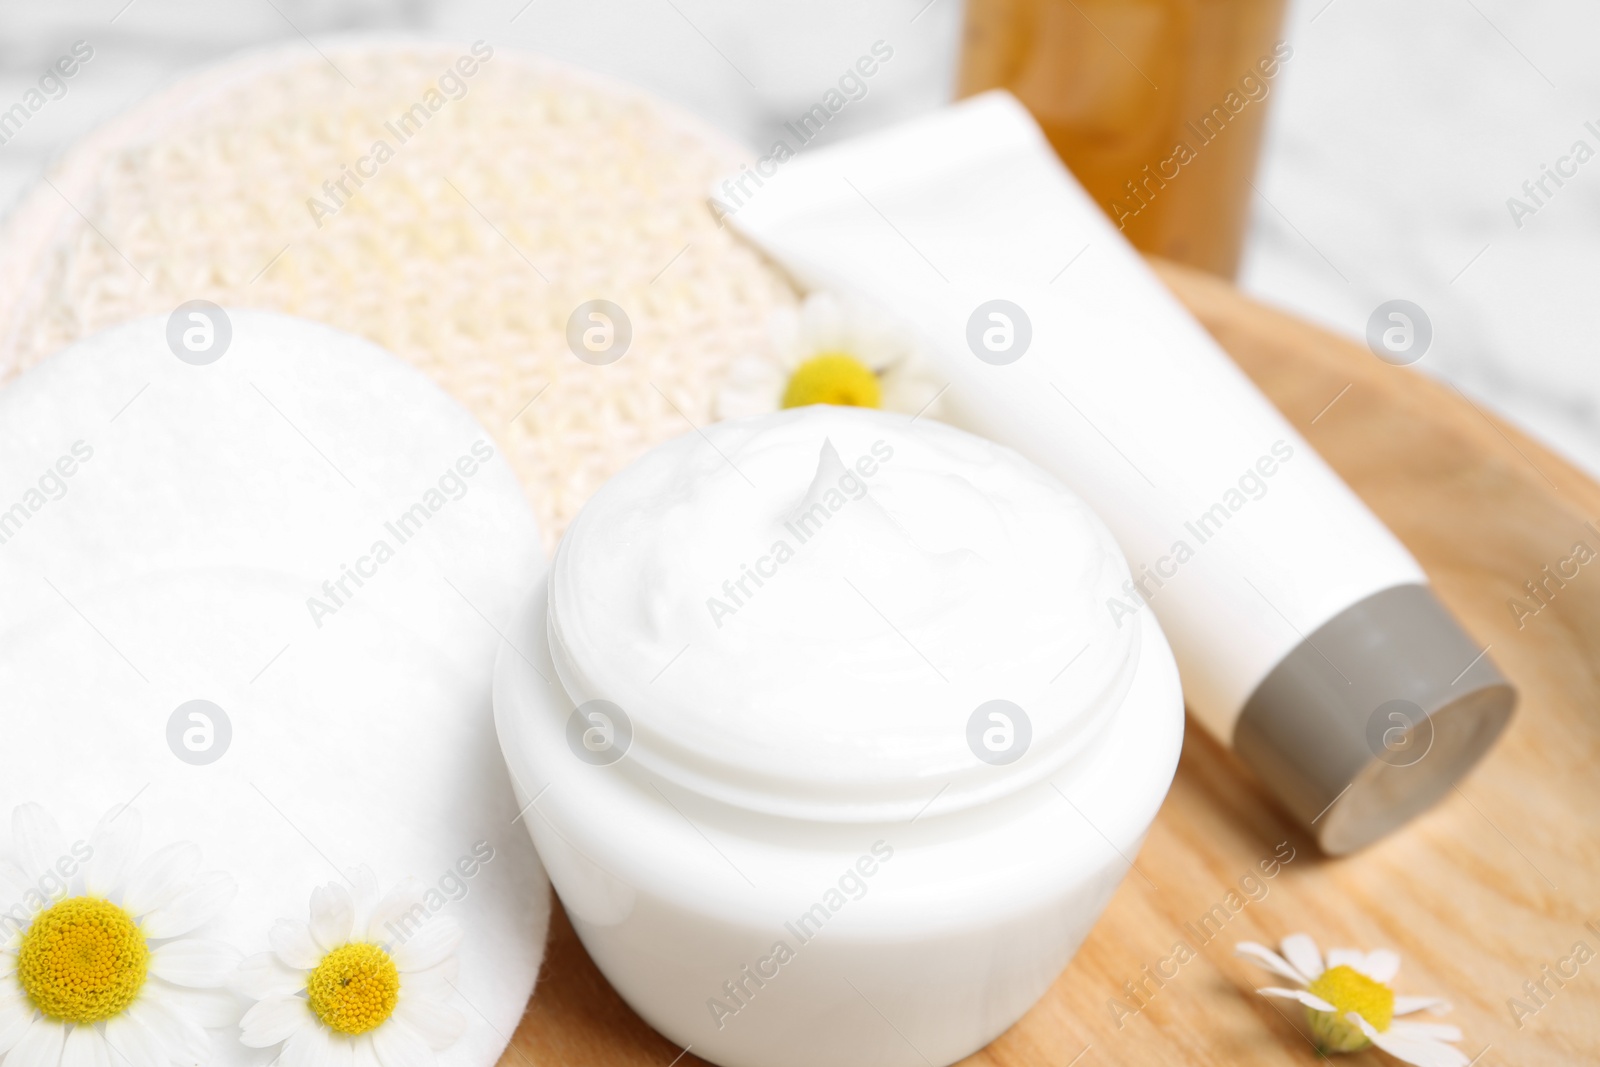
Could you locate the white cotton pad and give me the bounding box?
[0,310,547,1067]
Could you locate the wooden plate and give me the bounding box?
[500,258,1600,1067]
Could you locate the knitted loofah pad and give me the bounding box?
[0,39,798,551]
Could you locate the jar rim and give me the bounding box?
[544,408,1147,823]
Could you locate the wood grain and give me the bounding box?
[497,259,1600,1067]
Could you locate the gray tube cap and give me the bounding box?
[1233,583,1515,855]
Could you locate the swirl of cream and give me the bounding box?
[548,406,1141,821]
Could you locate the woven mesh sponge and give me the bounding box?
[0,42,797,548]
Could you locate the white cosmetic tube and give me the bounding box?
[720,91,1514,853]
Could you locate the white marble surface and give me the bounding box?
[1241,0,1600,479]
[2,0,1595,479]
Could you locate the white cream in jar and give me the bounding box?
[496,405,1183,1067]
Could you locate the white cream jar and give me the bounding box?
[495,406,1183,1067]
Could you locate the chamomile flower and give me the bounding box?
[1237,934,1466,1066]
[237,866,465,1067]
[715,292,946,421]
[0,803,241,1067]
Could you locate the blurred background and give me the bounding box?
[2,0,1594,477]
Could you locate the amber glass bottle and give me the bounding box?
[959,0,1288,277]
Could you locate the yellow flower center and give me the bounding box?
[1304,964,1395,1052]
[306,943,401,1036]
[16,896,149,1024]
[781,352,881,410]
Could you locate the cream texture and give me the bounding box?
[548,405,1140,820]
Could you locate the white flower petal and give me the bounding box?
[271,919,325,971]
[149,939,242,988]
[769,306,802,355]
[121,842,201,918]
[280,1020,336,1067]
[352,1035,383,1067]
[714,353,789,421]
[1325,948,1365,971]
[1394,995,1451,1016]
[391,917,461,974]
[149,983,241,1029]
[1352,1013,1470,1067]
[0,912,31,955]
[1234,941,1309,985]
[12,805,64,885]
[740,291,938,423]
[371,1018,435,1067]
[324,1035,358,1067]
[879,369,946,420]
[840,300,918,371]
[309,883,356,952]
[83,807,142,898]
[0,992,34,1053]
[365,881,428,946]
[861,343,907,375]
[61,1023,112,1067]
[395,995,465,1050]
[130,996,208,1063]
[1257,986,1338,1013]
[396,961,455,1003]
[1360,948,1402,983]
[0,861,35,901]
[286,1024,357,1067]
[1388,1020,1464,1042]
[11,1016,65,1067]
[345,867,380,927]
[240,993,312,1048]
[233,951,307,999]
[140,871,235,939]
[811,296,863,355]
[801,293,842,337]
[102,1013,164,1067]
[1369,1034,1471,1067]
[715,382,782,420]
[1279,934,1324,982]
